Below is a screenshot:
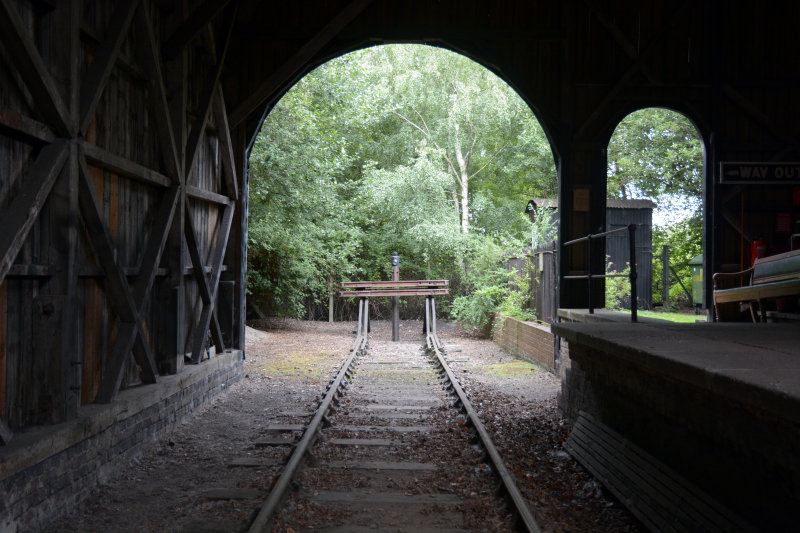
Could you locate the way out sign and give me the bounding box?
[720,162,800,184]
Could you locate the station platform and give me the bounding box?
[552,316,799,531]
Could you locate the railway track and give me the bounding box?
[246,315,541,532]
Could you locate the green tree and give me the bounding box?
[344,45,556,236]
[607,108,703,221]
[247,44,558,319]
[247,74,361,316]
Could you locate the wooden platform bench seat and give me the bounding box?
[713,248,800,322]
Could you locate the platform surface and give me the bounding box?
[551,320,800,423]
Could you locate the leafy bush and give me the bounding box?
[450,237,536,334]
[605,260,631,310]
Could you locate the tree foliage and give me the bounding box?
[247,44,557,321]
[607,108,703,221]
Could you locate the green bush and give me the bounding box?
[450,239,536,334]
[605,260,631,310]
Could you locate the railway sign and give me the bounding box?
[719,162,800,184]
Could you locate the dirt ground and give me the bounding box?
[45,319,642,533]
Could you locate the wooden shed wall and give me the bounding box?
[606,208,653,310]
[0,0,241,433]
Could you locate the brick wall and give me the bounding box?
[492,315,555,371]
[0,351,243,533]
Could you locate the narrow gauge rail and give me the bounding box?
[247,307,541,532]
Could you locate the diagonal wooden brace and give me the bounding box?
[188,202,234,363]
[135,2,181,179]
[0,0,72,136]
[77,156,159,402]
[0,140,69,285]
[79,0,141,135]
[184,206,231,362]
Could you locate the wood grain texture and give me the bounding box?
[0,280,6,420]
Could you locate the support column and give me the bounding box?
[662,245,670,308]
[157,12,188,373]
[559,142,607,309]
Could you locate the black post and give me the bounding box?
[392,252,399,341]
[662,245,670,309]
[629,224,638,322]
[587,235,594,314]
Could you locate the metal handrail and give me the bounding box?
[563,224,638,322]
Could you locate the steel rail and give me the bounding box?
[427,333,542,533]
[248,338,362,532]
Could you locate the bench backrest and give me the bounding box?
[752,249,800,284]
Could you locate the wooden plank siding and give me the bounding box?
[0,0,235,426]
[0,280,6,420]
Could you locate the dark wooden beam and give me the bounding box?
[583,0,639,60]
[189,202,234,363]
[162,0,233,60]
[183,208,227,362]
[187,185,230,205]
[212,88,239,199]
[0,140,69,286]
[0,0,72,136]
[135,2,181,179]
[79,0,140,135]
[0,107,56,144]
[575,1,688,139]
[229,0,373,127]
[77,156,159,402]
[79,23,145,81]
[185,8,235,180]
[81,141,171,187]
[723,84,800,149]
[7,264,55,277]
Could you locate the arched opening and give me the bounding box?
[245,44,558,329]
[605,107,705,318]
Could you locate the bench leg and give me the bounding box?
[748,301,758,322]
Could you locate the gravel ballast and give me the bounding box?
[44,319,642,533]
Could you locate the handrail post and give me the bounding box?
[628,224,638,322]
[587,234,594,314]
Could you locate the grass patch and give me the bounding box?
[616,309,704,323]
[245,350,334,380]
[484,360,539,377]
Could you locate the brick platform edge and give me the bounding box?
[0,350,244,532]
[492,315,555,371]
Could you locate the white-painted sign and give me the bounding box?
[720,162,800,184]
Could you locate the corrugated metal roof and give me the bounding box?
[530,198,656,210]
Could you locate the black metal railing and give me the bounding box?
[563,224,638,322]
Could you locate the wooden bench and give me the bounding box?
[713,248,800,322]
[339,279,449,297]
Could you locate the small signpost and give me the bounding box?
[392,252,399,341]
